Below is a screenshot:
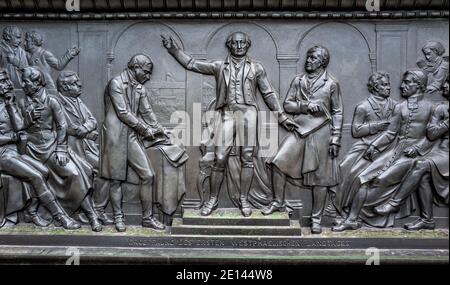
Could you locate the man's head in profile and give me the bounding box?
[57,71,82,98]
[305,45,330,74]
[2,26,22,49]
[367,71,391,99]
[127,54,153,85]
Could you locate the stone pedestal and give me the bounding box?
[170,208,301,236]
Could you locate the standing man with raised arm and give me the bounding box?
[162,33,296,217]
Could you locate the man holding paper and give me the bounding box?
[263,45,344,234]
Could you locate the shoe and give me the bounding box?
[239,197,252,217]
[261,202,285,215]
[142,217,166,231]
[200,198,218,216]
[311,223,322,234]
[114,218,127,232]
[54,214,81,230]
[332,220,359,232]
[24,213,49,227]
[374,203,400,215]
[89,217,103,232]
[404,218,435,230]
[97,212,114,225]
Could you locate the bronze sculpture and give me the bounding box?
[56,70,113,226]
[0,69,79,229]
[417,41,449,97]
[335,72,397,219]
[333,69,436,231]
[100,54,166,232]
[18,66,102,232]
[162,32,296,217]
[264,46,343,235]
[25,31,80,92]
[0,26,28,89]
[374,74,449,230]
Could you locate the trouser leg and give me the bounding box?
[389,160,430,207]
[209,146,233,201]
[311,186,329,225]
[239,146,254,200]
[127,136,155,221]
[109,180,123,220]
[417,172,434,221]
[347,183,368,222]
[93,177,110,213]
[272,166,287,206]
[0,154,65,219]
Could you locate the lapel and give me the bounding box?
[242,57,252,82]
[27,47,44,65]
[0,41,13,54]
[310,71,328,94]
[120,70,133,109]
[385,98,395,118]
[222,56,231,87]
[299,74,309,100]
[58,93,82,119]
[367,96,382,119]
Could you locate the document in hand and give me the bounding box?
[292,102,331,137]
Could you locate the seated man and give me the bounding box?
[333,69,436,231]
[55,70,112,225]
[19,66,102,232]
[0,69,79,229]
[374,74,449,230]
[335,72,397,217]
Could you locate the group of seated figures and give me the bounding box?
[0,25,448,235]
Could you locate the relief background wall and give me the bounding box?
[1,18,448,226]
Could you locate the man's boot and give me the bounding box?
[24,198,49,227]
[201,167,223,216]
[262,168,286,215]
[239,166,253,217]
[141,181,166,231]
[39,192,80,230]
[81,197,102,232]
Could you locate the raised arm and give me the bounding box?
[162,35,219,75]
[43,46,79,71]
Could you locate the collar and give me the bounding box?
[225,55,251,65]
[406,93,424,103]
[123,69,143,89]
[27,88,47,104]
[59,93,79,104]
[0,40,14,52]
